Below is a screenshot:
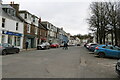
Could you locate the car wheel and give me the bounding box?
[2,50,7,55]
[98,52,105,58]
[16,49,19,53]
[37,46,41,50]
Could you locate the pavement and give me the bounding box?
[20,48,36,52]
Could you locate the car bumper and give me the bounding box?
[94,50,99,54]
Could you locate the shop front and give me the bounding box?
[1,30,23,49]
[24,34,37,49]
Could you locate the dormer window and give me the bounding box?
[3,8,7,13]
[33,18,35,22]
[3,8,15,16]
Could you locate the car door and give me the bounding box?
[3,44,12,53]
[106,46,119,57]
[7,44,14,53]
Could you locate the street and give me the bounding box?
[2,46,120,78]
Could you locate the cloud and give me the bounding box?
[3,0,93,35]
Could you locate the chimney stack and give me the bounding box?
[10,2,19,16]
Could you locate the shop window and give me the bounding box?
[14,36,21,46]
[17,37,21,46]
[8,35,12,45]
[2,18,5,28]
[14,37,17,46]
[1,35,5,43]
[16,22,19,30]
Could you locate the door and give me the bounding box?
[106,46,119,57]
[26,38,31,48]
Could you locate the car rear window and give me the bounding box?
[91,44,97,46]
[102,46,106,48]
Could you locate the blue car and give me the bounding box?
[94,45,120,58]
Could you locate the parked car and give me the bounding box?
[84,43,88,47]
[37,42,50,50]
[94,45,120,58]
[86,43,98,49]
[50,43,60,48]
[116,59,120,76]
[89,44,99,52]
[60,43,64,47]
[77,44,81,46]
[0,43,20,55]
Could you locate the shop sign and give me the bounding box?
[3,31,22,36]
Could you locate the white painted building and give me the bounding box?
[0,4,24,49]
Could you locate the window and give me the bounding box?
[14,36,20,46]
[16,23,19,30]
[27,24,30,33]
[3,8,7,13]
[40,30,41,35]
[33,18,35,22]
[25,13,27,19]
[45,32,47,37]
[35,27,37,34]
[2,18,5,28]
[8,35,12,45]
[110,46,113,49]
[1,35,5,43]
[102,46,106,48]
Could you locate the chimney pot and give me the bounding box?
[10,1,12,4]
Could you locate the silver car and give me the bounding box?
[0,43,20,55]
[116,59,120,76]
[37,42,50,50]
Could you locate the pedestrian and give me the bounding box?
[64,42,68,50]
[63,41,68,50]
[25,41,29,50]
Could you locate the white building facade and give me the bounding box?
[0,4,24,49]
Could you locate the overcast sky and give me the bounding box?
[3,0,117,35]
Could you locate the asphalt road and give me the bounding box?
[2,46,120,78]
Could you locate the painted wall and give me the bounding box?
[19,13,32,24]
[1,16,24,49]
